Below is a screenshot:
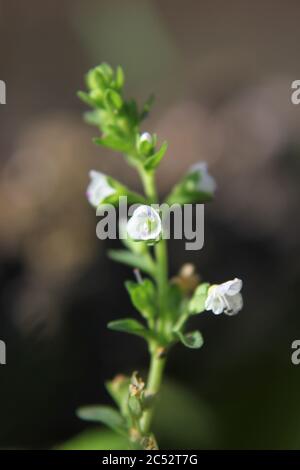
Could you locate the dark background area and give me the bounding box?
[0,0,300,449]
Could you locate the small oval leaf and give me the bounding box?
[189,283,210,315]
[107,318,153,341]
[107,249,155,276]
[175,330,204,349]
[76,405,127,436]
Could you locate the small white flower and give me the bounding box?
[140,132,152,144]
[127,205,162,241]
[86,170,116,207]
[205,278,243,315]
[189,162,216,194]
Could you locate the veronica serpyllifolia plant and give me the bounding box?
[76,63,243,450]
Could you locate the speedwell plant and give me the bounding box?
[77,63,243,450]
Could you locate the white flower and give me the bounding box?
[205,278,243,316]
[86,170,116,207]
[127,205,162,241]
[140,132,152,144]
[189,162,216,194]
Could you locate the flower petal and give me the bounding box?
[205,286,224,314]
[140,132,152,143]
[127,205,162,241]
[189,162,216,194]
[86,170,116,207]
[211,296,225,315]
[220,278,242,296]
[224,293,243,316]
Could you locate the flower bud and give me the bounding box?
[129,372,145,398]
[86,63,113,91]
[137,132,155,156]
[83,64,122,109]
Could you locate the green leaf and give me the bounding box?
[140,94,155,120]
[96,176,146,207]
[105,89,123,111]
[89,89,105,106]
[57,428,130,450]
[128,395,143,419]
[87,64,113,90]
[107,249,155,276]
[138,136,153,157]
[175,330,204,349]
[153,379,215,449]
[76,406,127,436]
[105,376,130,417]
[100,191,145,207]
[125,279,157,320]
[165,284,183,320]
[77,90,97,108]
[165,172,214,205]
[99,63,114,82]
[107,318,153,341]
[86,67,106,90]
[93,136,132,154]
[83,110,101,126]
[115,66,125,90]
[123,100,139,126]
[189,283,210,314]
[94,69,107,89]
[106,123,127,140]
[144,142,168,171]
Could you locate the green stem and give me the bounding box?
[141,351,166,434]
[154,240,168,309]
[138,166,169,436]
[139,166,168,304]
[139,167,158,203]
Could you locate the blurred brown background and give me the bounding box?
[0,0,300,449]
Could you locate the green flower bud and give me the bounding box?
[137,132,155,156]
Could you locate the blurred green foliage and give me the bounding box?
[59,378,216,450]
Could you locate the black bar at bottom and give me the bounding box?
[0,450,299,465]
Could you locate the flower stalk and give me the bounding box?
[137,168,168,436]
[76,63,244,450]
[142,352,166,434]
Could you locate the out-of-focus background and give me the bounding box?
[0,0,300,450]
